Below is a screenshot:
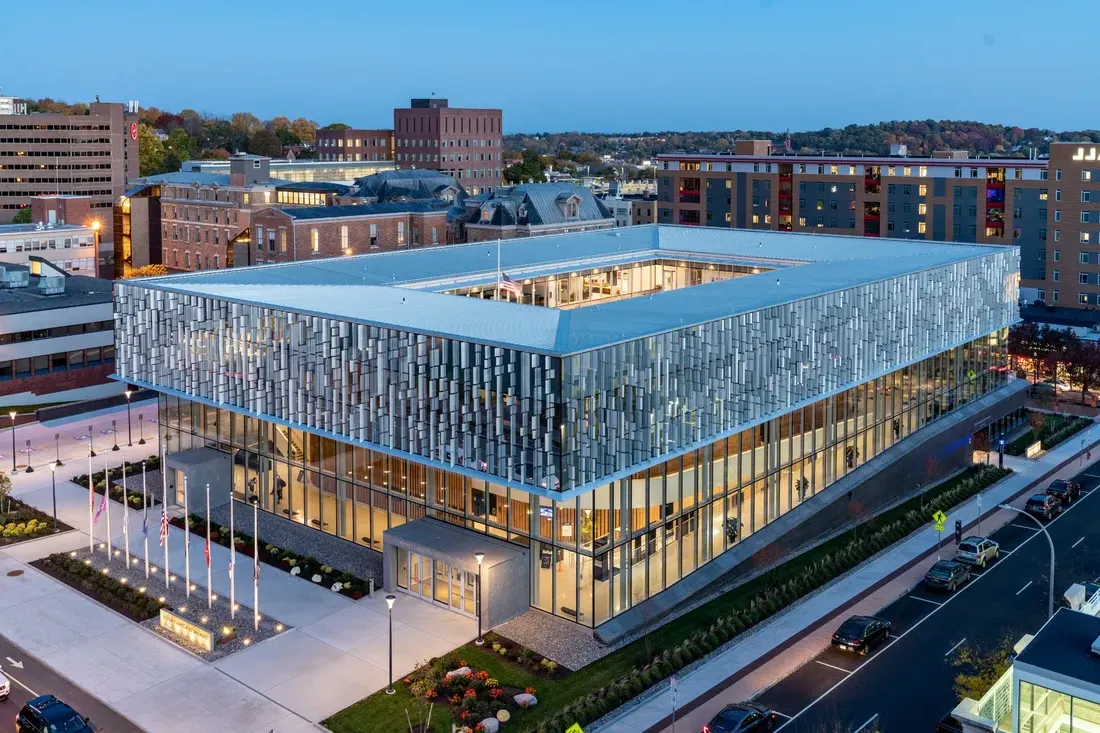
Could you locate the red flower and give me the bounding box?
[525,686,538,695]
[489,688,503,700]
[460,711,470,720]
[464,688,477,699]
[403,677,412,684]
[476,670,489,680]
[424,689,437,700]
[459,659,467,667]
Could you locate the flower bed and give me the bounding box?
[1,496,71,545]
[31,552,165,622]
[404,651,534,731]
[169,513,374,600]
[71,455,163,510]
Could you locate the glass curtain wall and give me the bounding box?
[159,331,1008,628]
[1018,680,1100,733]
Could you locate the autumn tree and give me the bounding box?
[248,129,283,158]
[230,112,264,137]
[123,264,168,278]
[953,637,1014,701]
[289,117,318,145]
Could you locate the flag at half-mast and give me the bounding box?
[500,272,523,297]
[92,491,107,526]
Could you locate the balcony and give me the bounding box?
[679,192,701,204]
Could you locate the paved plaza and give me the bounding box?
[3,402,475,731]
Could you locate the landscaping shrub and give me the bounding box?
[33,553,165,622]
[70,455,162,510]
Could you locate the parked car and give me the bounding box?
[16,695,93,733]
[923,560,972,592]
[1046,479,1082,504]
[1042,378,1073,392]
[702,702,779,733]
[0,669,9,702]
[1025,493,1064,520]
[830,615,891,656]
[955,536,1000,567]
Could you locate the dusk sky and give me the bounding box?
[4,0,1096,133]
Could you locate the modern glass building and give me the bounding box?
[114,224,1021,631]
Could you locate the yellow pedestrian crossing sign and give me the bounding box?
[932,510,947,531]
[566,725,585,733]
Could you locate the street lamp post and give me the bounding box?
[50,464,58,532]
[125,390,134,447]
[474,551,485,645]
[54,432,63,467]
[249,492,260,631]
[385,594,396,695]
[9,411,17,471]
[999,504,1056,620]
[89,424,96,458]
[111,420,120,451]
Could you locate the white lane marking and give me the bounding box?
[814,660,853,675]
[1073,537,1085,548]
[945,638,967,657]
[1017,580,1034,595]
[852,715,881,733]
[772,711,793,719]
[1011,523,1040,531]
[773,471,1098,732]
[0,667,38,696]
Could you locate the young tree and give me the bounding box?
[0,469,11,516]
[953,637,1014,701]
[10,207,32,224]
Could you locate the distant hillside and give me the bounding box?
[505,121,1100,164]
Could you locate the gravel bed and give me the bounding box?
[110,468,165,506]
[209,499,382,582]
[495,610,608,670]
[68,545,290,662]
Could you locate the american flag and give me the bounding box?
[499,272,523,297]
[204,537,210,569]
[142,508,148,539]
[158,508,169,547]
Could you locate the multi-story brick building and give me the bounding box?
[394,98,503,196]
[314,128,392,162]
[0,100,139,246]
[654,141,1093,307]
[245,202,455,264]
[117,154,351,275]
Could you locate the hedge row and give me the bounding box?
[34,552,165,622]
[1041,416,1091,451]
[526,465,1012,733]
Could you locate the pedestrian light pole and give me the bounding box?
[999,504,1055,620]
[125,389,134,447]
[9,411,17,471]
[474,551,485,645]
[50,464,58,532]
[54,432,63,467]
[138,414,146,445]
[385,594,397,695]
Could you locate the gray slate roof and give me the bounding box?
[273,202,451,220]
[131,224,1013,356]
[350,169,463,201]
[469,183,612,227]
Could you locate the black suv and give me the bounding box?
[830,615,891,655]
[16,695,93,733]
[923,560,971,592]
[1025,493,1064,520]
[702,702,778,732]
[1046,479,1082,504]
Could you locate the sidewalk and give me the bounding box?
[595,419,1100,733]
[4,405,476,729]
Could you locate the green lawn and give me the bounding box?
[324,465,1005,733]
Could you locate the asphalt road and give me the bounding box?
[0,633,143,733]
[752,460,1100,733]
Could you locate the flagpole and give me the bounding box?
[184,475,190,599]
[253,496,259,632]
[142,461,149,580]
[87,444,93,554]
[123,464,131,568]
[162,449,169,590]
[206,483,212,610]
[104,451,112,562]
[496,237,502,300]
[229,493,236,619]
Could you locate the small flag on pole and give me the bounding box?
[142,509,148,539]
[158,508,168,547]
[204,537,210,569]
[500,272,523,297]
[92,492,107,526]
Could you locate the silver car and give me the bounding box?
[0,668,9,701]
[955,536,1000,567]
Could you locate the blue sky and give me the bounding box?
[3,0,1096,133]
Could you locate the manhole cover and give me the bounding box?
[7,570,24,577]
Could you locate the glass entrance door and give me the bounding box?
[395,550,478,619]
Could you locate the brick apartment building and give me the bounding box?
[656,140,1094,305]
[394,98,503,196]
[245,202,454,264]
[314,128,392,162]
[0,99,139,245]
